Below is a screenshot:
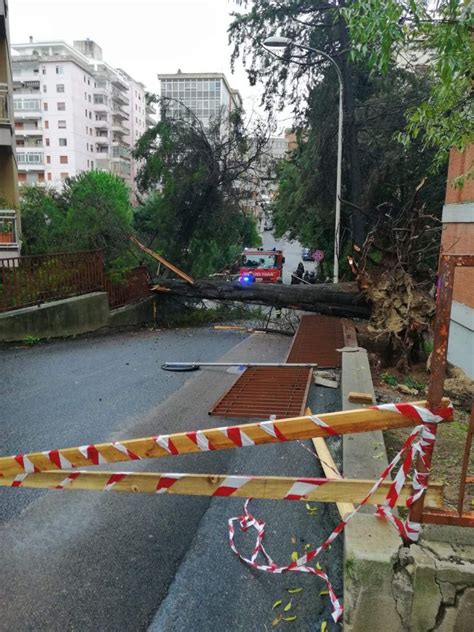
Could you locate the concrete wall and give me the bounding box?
[342,346,474,631]
[106,296,155,328]
[0,292,109,341]
[0,292,156,341]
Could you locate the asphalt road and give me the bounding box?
[261,231,317,284]
[0,328,342,631]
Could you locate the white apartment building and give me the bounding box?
[158,71,242,129]
[11,39,152,195]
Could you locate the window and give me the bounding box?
[85,108,88,117]
[85,92,87,100]
[58,120,66,129]
[42,67,46,75]
[60,172,68,181]
[60,155,68,164]
[87,78,90,85]
[47,173,52,181]
[45,120,49,129]
[57,102,66,111]
[15,121,24,129]
[38,173,45,182]
[56,65,63,75]
[56,84,65,93]
[45,138,50,147]
[42,85,47,93]
[59,138,67,147]
[88,95,91,103]
[89,112,92,119]
[90,160,94,168]
[46,156,51,164]
[43,102,48,111]
[18,173,27,182]
[87,160,90,168]
[84,75,86,83]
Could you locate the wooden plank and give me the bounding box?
[342,318,358,348]
[306,407,355,519]
[130,235,195,285]
[0,470,444,507]
[348,391,374,404]
[0,399,452,477]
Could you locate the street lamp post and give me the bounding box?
[263,36,343,284]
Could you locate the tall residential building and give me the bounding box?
[11,38,153,195]
[158,71,242,128]
[0,0,20,259]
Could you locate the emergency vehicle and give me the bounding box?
[238,248,285,284]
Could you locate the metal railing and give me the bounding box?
[0,250,152,312]
[0,250,105,312]
[105,266,151,309]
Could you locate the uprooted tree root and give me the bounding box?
[365,267,435,371]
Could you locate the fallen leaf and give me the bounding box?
[372,453,384,460]
[291,535,297,545]
[272,599,283,609]
[283,601,292,612]
[321,622,328,632]
[287,588,303,594]
[272,615,282,627]
[283,616,298,622]
[291,552,299,562]
[320,590,329,596]
[315,562,322,570]
[304,544,312,551]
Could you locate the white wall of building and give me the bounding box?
[12,40,151,197]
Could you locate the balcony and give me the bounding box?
[15,124,42,136]
[112,88,129,106]
[13,80,41,94]
[16,150,44,168]
[13,96,42,119]
[16,140,43,149]
[111,106,128,121]
[96,157,111,170]
[112,121,129,135]
[0,210,20,251]
[112,144,130,160]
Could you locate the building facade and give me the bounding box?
[158,71,242,128]
[11,39,152,196]
[0,0,20,259]
[441,144,474,378]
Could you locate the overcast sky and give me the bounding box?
[10,0,292,132]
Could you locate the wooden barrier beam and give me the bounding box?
[306,407,355,519]
[0,399,452,477]
[0,471,444,507]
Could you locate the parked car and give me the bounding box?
[302,247,313,261]
[264,219,273,231]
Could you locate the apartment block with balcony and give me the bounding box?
[11,38,152,196]
[0,0,20,258]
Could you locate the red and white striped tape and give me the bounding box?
[229,402,453,622]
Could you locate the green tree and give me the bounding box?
[19,171,134,274]
[133,99,264,277]
[345,0,473,172]
[18,185,65,255]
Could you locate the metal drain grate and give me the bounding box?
[209,367,312,419]
[286,315,344,367]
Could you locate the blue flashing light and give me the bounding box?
[240,274,255,285]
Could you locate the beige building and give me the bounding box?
[0,0,20,259]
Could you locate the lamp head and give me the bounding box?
[263,36,293,49]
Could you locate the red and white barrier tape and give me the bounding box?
[229,402,453,622]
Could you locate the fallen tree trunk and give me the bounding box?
[152,279,370,319]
